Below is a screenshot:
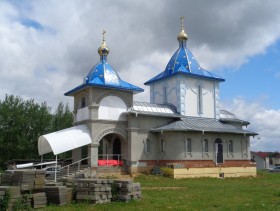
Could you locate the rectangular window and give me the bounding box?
[204,139,208,152]
[229,140,233,153]
[197,85,203,114]
[161,139,164,152]
[163,87,167,103]
[185,138,192,152]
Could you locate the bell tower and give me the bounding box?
[144,17,224,119]
[65,30,143,167]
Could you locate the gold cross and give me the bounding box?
[180,16,184,28]
[102,29,106,41]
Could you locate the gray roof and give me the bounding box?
[151,116,257,136]
[220,110,250,126]
[128,101,182,118]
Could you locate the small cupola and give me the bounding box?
[177,17,188,47]
[98,30,110,61]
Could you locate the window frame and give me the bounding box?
[197,85,203,114]
[161,139,164,153]
[204,139,209,152]
[228,140,233,153]
[185,138,192,153]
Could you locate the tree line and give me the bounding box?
[0,94,73,169]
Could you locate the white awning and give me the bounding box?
[38,125,91,156]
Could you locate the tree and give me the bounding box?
[51,102,73,131]
[0,95,74,168]
[0,95,52,168]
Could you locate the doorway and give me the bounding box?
[113,138,121,160]
[215,138,223,164]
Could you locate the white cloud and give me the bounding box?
[1,0,280,118]
[223,98,280,152]
[0,0,280,153]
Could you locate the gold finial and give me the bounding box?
[98,29,109,56]
[177,16,188,42]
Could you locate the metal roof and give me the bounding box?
[144,29,224,85]
[151,116,257,136]
[220,110,250,126]
[128,101,182,117]
[65,38,144,96]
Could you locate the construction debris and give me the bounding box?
[0,169,142,209]
[76,178,113,204]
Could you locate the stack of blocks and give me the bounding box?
[0,186,21,211]
[0,170,47,209]
[0,170,143,208]
[114,180,142,202]
[44,185,67,206]
[76,179,113,204]
[32,192,47,209]
[12,170,35,191]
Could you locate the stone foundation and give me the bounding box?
[129,159,257,178]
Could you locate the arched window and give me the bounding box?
[204,139,208,152]
[185,138,192,152]
[81,97,86,108]
[146,139,151,153]
[228,140,233,153]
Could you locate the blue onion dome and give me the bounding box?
[64,30,144,96]
[144,17,224,85]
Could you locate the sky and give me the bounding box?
[1,0,280,152]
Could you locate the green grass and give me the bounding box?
[41,171,280,211]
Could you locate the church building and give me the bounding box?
[39,18,257,178]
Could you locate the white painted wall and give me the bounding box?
[150,75,218,118]
[98,96,127,121]
[76,107,89,122]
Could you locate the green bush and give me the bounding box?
[160,167,174,178]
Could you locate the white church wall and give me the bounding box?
[151,77,178,107]
[98,96,127,121]
[150,75,218,118]
[184,77,215,118]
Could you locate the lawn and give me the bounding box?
[42,171,280,211]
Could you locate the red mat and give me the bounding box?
[98,160,123,166]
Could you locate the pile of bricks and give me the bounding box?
[34,170,46,190]
[0,170,143,209]
[32,192,47,209]
[76,178,113,204]
[0,171,13,186]
[0,186,21,211]
[0,170,48,209]
[75,178,142,203]
[44,185,67,206]
[114,179,142,202]
[12,170,35,191]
